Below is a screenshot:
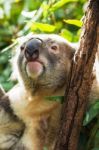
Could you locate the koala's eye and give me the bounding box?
[50,44,59,53]
[51,45,57,51]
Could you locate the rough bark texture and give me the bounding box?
[54,0,99,150]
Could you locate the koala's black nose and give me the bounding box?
[24,38,42,61]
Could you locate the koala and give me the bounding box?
[0,34,99,150]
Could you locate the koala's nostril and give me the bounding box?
[31,49,39,60]
[24,38,42,61]
[25,48,39,61]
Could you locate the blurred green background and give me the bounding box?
[0,0,99,150]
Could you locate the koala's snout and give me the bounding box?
[24,38,43,61]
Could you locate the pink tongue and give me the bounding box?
[26,61,43,76]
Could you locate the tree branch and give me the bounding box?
[54,0,99,150]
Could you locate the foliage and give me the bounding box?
[0,0,99,150]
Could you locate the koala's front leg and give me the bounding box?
[0,87,25,150]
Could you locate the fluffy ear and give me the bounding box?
[64,42,77,60]
[69,46,75,59]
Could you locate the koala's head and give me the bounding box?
[15,34,75,96]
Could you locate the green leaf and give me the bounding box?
[64,19,83,27]
[60,29,73,41]
[2,82,14,91]
[51,0,78,11]
[29,22,56,32]
[83,100,99,126]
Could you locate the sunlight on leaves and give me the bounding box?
[51,0,78,11]
[29,22,56,32]
[64,19,83,27]
[60,29,73,41]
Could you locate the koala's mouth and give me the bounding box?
[26,60,44,78]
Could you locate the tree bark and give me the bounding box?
[54,0,99,150]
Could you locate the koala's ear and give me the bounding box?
[64,44,75,60]
[69,47,75,59]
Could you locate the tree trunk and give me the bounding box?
[54,0,99,150]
